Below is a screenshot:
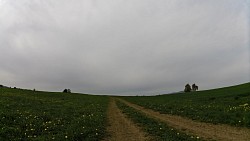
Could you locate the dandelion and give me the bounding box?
[177,133,179,135]
[197,136,200,139]
[96,133,98,135]
[65,135,68,139]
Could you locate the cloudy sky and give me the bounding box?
[0,0,249,95]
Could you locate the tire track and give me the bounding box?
[118,98,250,141]
[103,98,151,141]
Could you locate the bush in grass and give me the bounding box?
[63,89,71,93]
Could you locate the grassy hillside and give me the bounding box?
[0,88,109,140]
[122,82,250,127]
[1,83,249,140]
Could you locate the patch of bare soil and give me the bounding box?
[103,98,151,141]
[118,98,250,141]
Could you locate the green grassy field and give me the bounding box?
[0,88,109,141]
[122,82,250,127]
[1,82,249,140]
[117,101,202,141]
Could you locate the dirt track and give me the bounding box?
[118,98,250,141]
[103,98,150,141]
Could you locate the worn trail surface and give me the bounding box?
[118,98,250,141]
[103,98,150,141]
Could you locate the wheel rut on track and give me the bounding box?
[118,98,250,141]
[103,98,150,141]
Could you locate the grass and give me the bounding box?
[0,88,109,141]
[1,82,249,140]
[117,101,202,141]
[122,82,250,127]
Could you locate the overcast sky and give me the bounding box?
[0,0,249,95]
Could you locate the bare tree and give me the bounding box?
[192,84,198,91]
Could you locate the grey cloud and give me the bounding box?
[0,0,249,95]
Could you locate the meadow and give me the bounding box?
[117,101,202,141]
[0,88,109,141]
[122,82,250,127]
[0,82,249,140]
